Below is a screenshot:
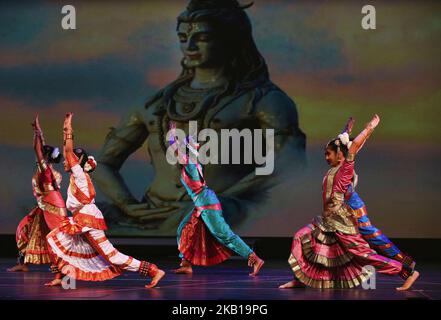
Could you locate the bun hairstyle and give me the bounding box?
[326,136,354,158]
[73,147,97,173]
[43,145,61,163]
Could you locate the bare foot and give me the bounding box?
[44,278,62,287]
[7,264,29,272]
[396,271,419,291]
[145,269,165,288]
[173,265,193,274]
[249,258,264,277]
[279,280,305,289]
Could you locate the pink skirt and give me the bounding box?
[289,220,402,289]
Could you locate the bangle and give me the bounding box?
[64,133,74,140]
[346,153,356,162]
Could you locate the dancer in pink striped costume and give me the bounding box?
[46,113,165,288]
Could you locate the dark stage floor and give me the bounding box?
[0,258,439,300]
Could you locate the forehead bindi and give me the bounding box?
[178,22,213,35]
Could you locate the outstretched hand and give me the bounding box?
[63,112,74,133]
[168,121,178,146]
[169,121,176,130]
[366,114,380,131]
[32,114,42,133]
[342,117,355,135]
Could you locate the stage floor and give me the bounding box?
[0,258,439,300]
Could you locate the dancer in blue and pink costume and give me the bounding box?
[347,183,416,279]
[168,122,264,276]
[279,115,419,291]
[330,117,416,279]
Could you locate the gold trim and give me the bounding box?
[311,226,337,245]
[325,166,340,201]
[346,153,356,162]
[24,253,52,265]
[41,202,67,217]
[53,169,63,188]
[288,253,373,289]
[315,213,358,235]
[38,159,48,171]
[43,183,55,191]
[32,174,43,198]
[299,232,354,267]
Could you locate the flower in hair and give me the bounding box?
[84,156,97,172]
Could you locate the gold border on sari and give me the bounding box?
[288,253,373,289]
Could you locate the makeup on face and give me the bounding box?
[177,22,216,67]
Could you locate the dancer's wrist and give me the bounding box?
[64,133,74,140]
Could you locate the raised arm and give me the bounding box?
[348,114,380,158]
[32,114,45,168]
[341,116,355,135]
[167,121,188,165]
[63,112,79,169]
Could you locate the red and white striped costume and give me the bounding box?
[47,163,153,281]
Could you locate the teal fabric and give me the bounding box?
[177,208,253,259]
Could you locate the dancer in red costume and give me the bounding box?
[8,115,67,274]
[279,115,419,291]
[45,113,165,288]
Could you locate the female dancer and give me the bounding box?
[279,115,419,291]
[168,122,264,276]
[336,117,416,279]
[45,113,165,288]
[8,115,67,272]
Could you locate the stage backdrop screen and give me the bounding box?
[0,1,440,238]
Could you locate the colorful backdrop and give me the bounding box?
[0,0,440,237]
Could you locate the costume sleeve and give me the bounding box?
[332,158,355,195]
[184,163,201,182]
[36,159,48,173]
[71,164,90,197]
[39,165,56,191]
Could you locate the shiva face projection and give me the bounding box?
[94,0,306,235]
[178,22,224,69]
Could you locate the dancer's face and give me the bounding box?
[325,147,343,167]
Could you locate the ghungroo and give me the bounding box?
[17,252,25,265]
[139,261,158,278]
[50,264,60,274]
[248,252,258,265]
[395,252,416,280]
[399,268,413,280]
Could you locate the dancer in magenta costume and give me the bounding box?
[280,115,419,291]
